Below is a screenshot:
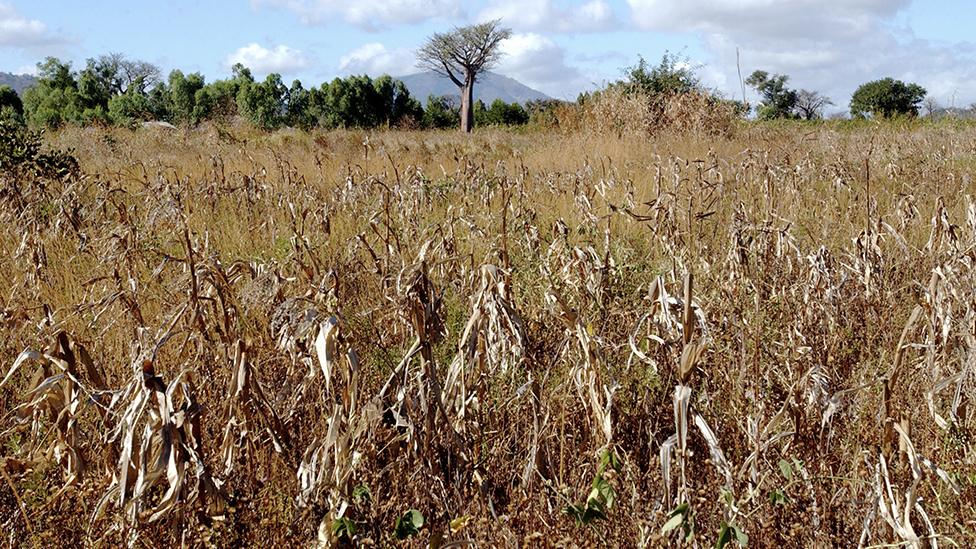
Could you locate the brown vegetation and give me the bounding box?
[1,120,975,547]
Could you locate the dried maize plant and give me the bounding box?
[918,261,975,436]
[542,235,616,447]
[628,275,708,374]
[656,274,736,536]
[923,197,960,255]
[92,347,223,538]
[297,316,382,539]
[386,258,470,462]
[12,227,48,290]
[862,424,961,549]
[1,332,108,500]
[219,340,290,477]
[441,264,526,433]
[725,204,753,285]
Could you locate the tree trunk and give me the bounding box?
[459,75,474,133]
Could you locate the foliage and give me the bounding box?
[168,69,206,125]
[0,120,79,190]
[0,84,23,125]
[422,94,460,129]
[237,73,287,130]
[22,58,82,128]
[850,77,927,118]
[393,509,424,539]
[746,70,798,120]
[107,78,152,127]
[22,55,162,128]
[565,449,622,525]
[620,52,700,96]
[474,98,529,126]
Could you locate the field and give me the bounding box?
[2,120,976,547]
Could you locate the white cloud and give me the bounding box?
[14,63,37,76]
[225,43,311,76]
[495,33,595,98]
[0,2,65,48]
[478,0,615,33]
[254,0,462,30]
[338,43,417,75]
[626,0,976,112]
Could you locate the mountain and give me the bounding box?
[0,72,37,96]
[396,71,550,105]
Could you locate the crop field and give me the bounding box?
[2,120,976,547]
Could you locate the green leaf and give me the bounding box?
[661,512,684,534]
[716,522,733,549]
[734,525,749,546]
[331,517,357,539]
[394,509,425,539]
[353,484,372,506]
[770,489,788,506]
[778,458,793,481]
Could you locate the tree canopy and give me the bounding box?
[417,19,512,132]
[16,54,535,132]
[745,70,798,120]
[849,77,927,118]
[621,52,700,96]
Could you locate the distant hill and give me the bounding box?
[397,71,550,105]
[0,72,37,96]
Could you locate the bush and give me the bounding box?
[0,120,80,198]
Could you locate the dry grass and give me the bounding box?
[1,120,976,547]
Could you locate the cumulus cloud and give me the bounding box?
[254,0,462,30]
[338,43,417,75]
[626,0,976,111]
[478,0,615,33]
[225,43,311,75]
[495,33,594,98]
[0,2,66,48]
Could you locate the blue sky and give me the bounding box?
[2,1,976,111]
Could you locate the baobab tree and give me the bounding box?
[795,89,833,120]
[417,20,512,133]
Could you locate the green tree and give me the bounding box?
[745,70,798,120]
[371,75,423,127]
[22,58,83,128]
[237,73,287,130]
[849,77,926,118]
[418,20,512,132]
[146,82,171,121]
[0,85,24,125]
[108,77,153,127]
[77,58,117,124]
[422,94,460,129]
[283,80,314,129]
[168,70,206,125]
[476,98,529,126]
[622,52,700,96]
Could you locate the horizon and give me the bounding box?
[2,1,976,112]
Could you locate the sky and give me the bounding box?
[2,0,976,112]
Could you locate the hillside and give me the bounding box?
[396,71,550,104]
[0,72,37,95]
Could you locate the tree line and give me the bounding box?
[0,27,944,134]
[0,54,535,131]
